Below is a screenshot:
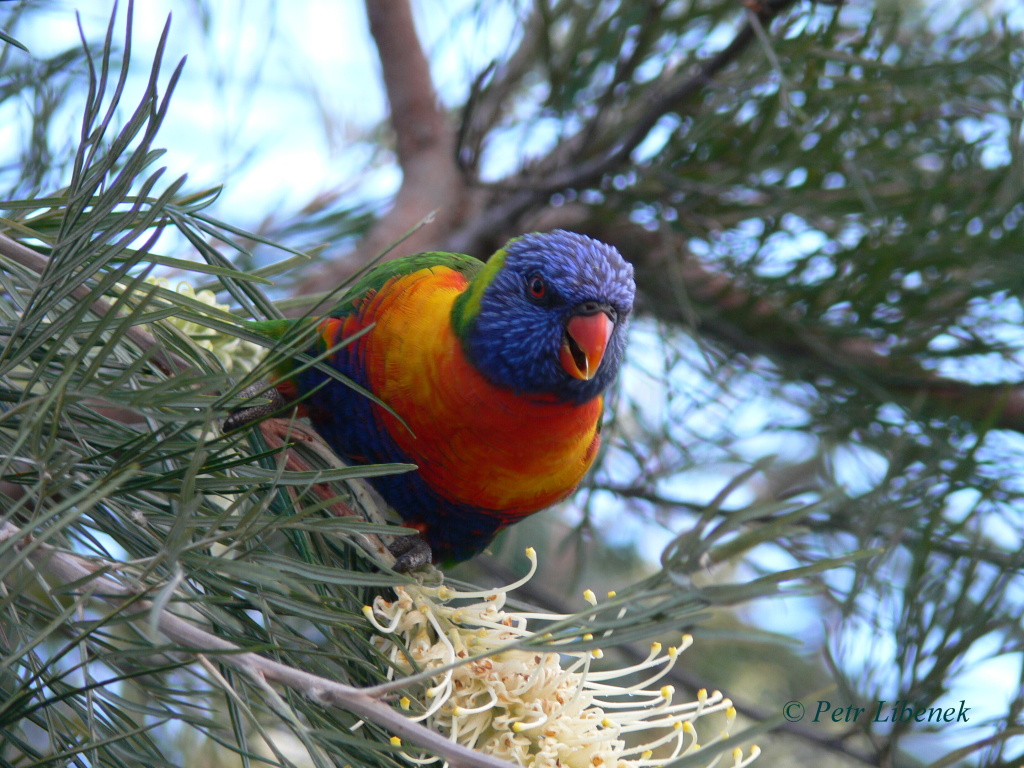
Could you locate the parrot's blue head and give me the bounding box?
[453,230,635,404]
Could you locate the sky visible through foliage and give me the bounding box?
[2,1,1024,765]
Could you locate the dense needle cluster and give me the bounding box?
[364,549,760,768]
[146,277,263,373]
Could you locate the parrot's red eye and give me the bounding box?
[528,275,546,300]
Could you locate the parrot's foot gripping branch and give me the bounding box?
[387,533,434,572]
[222,381,290,432]
[222,383,436,573]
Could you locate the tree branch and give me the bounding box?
[541,0,801,194]
[296,0,467,296]
[254,417,407,568]
[515,207,1024,436]
[294,0,805,289]
[0,232,189,375]
[0,520,517,768]
[442,0,801,256]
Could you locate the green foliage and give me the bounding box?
[447,1,1024,765]
[3,1,1024,767]
[0,4,858,768]
[0,7,402,765]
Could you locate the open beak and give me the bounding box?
[560,308,615,381]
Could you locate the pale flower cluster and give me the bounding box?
[146,277,263,373]
[364,549,760,768]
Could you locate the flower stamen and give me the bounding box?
[364,549,759,767]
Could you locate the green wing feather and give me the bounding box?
[245,250,485,385]
[333,250,483,315]
[248,250,483,343]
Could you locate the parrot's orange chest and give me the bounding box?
[323,266,604,516]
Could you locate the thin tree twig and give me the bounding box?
[0,231,189,375]
[594,481,1024,572]
[540,0,801,193]
[0,520,517,768]
[456,8,545,174]
[255,417,401,567]
[443,0,801,256]
[924,729,1024,768]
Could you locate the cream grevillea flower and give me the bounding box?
[146,277,263,374]
[363,549,760,768]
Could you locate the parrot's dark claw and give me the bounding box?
[222,382,289,432]
[389,535,433,572]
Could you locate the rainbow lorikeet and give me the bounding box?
[237,230,635,565]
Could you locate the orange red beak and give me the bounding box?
[560,310,614,381]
